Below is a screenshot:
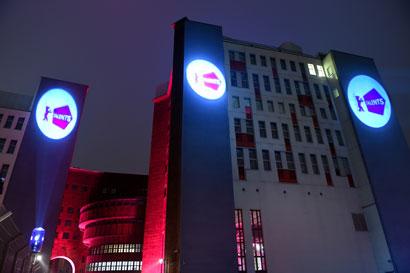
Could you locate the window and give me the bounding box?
[232,96,240,109]
[352,213,368,231]
[325,129,333,144]
[249,149,258,170]
[244,97,251,107]
[321,155,330,172]
[308,63,316,75]
[270,57,276,68]
[0,138,6,153]
[298,153,308,173]
[332,156,340,176]
[234,118,242,133]
[299,104,306,116]
[278,102,285,114]
[320,108,327,119]
[235,209,247,272]
[284,78,291,94]
[64,220,72,227]
[270,122,278,139]
[252,74,260,89]
[246,120,254,135]
[6,140,17,154]
[260,56,267,67]
[15,117,25,130]
[304,126,313,143]
[258,121,267,138]
[240,72,249,88]
[263,75,271,91]
[0,114,3,124]
[238,52,246,62]
[62,232,70,239]
[274,78,281,93]
[310,154,319,174]
[256,99,263,111]
[280,59,287,70]
[289,103,296,114]
[229,50,235,61]
[341,157,352,177]
[274,151,283,169]
[286,152,295,170]
[250,210,267,272]
[262,150,271,171]
[313,83,322,99]
[250,54,256,65]
[0,164,10,179]
[67,207,74,214]
[315,128,324,144]
[290,61,296,72]
[317,65,325,77]
[230,71,237,87]
[4,115,14,128]
[330,108,337,120]
[282,123,290,139]
[267,100,274,112]
[303,82,311,96]
[335,130,345,146]
[294,80,301,95]
[294,125,302,142]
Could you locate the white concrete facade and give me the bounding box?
[224,38,392,273]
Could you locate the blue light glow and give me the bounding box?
[347,75,391,128]
[30,227,45,253]
[186,59,226,100]
[35,88,78,140]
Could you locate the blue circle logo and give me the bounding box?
[186,59,226,100]
[347,75,391,128]
[35,88,78,139]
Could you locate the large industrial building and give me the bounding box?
[142,18,410,273]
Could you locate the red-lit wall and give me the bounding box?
[141,92,171,273]
[51,168,101,273]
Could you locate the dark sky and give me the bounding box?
[0,0,409,175]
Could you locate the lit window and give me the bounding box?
[317,65,325,77]
[250,210,267,272]
[308,64,316,75]
[235,209,247,272]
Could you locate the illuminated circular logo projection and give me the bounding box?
[186,59,226,100]
[347,75,391,128]
[35,88,78,139]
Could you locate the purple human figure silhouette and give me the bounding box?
[355,96,364,112]
[43,106,51,121]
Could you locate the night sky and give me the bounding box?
[0,0,409,175]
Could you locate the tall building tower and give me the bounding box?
[0,90,32,204]
[143,18,410,273]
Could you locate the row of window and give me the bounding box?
[232,96,337,121]
[90,244,142,255]
[0,138,18,154]
[237,148,351,177]
[235,118,344,146]
[232,72,329,99]
[235,209,266,272]
[229,50,325,77]
[66,183,89,192]
[0,114,25,130]
[87,261,142,272]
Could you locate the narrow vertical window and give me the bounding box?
[246,120,254,135]
[234,118,242,133]
[304,126,313,143]
[232,96,240,109]
[267,101,274,112]
[252,74,260,89]
[241,72,249,88]
[284,79,291,95]
[270,122,278,139]
[280,59,287,70]
[320,108,327,119]
[6,140,17,154]
[4,115,14,129]
[308,63,316,75]
[0,138,6,153]
[294,80,301,95]
[314,128,323,144]
[258,121,267,138]
[235,209,247,272]
[278,102,285,114]
[335,130,345,146]
[260,56,267,67]
[294,125,302,142]
[263,75,271,91]
[299,104,306,116]
[325,129,333,144]
[262,150,271,171]
[286,152,295,170]
[290,61,296,72]
[250,210,267,272]
[231,71,238,87]
[274,151,283,169]
[310,154,320,174]
[313,83,322,99]
[15,117,25,130]
[317,65,325,77]
[274,78,281,93]
[249,149,258,170]
[298,153,308,173]
[281,123,290,140]
[250,54,256,65]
